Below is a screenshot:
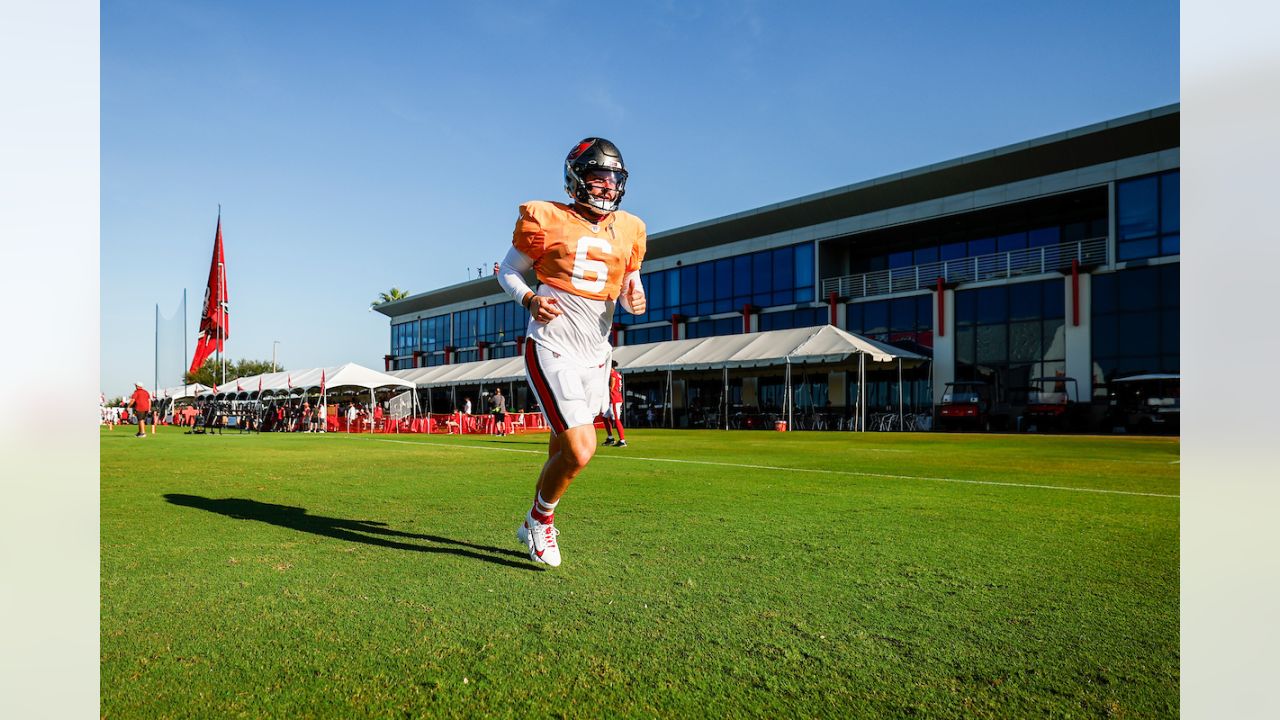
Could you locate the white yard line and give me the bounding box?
[354,436,1180,499]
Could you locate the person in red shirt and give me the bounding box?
[128,382,152,438]
[602,360,627,447]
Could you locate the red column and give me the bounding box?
[936,277,946,337]
[828,291,838,326]
[383,355,393,371]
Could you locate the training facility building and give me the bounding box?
[374,104,1179,431]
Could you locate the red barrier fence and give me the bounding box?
[329,412,547,435]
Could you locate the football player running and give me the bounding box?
[497,137,647,567]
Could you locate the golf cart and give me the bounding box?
[935,381,994,431]
[1021,376,1087,432]
[1105,374,1180,434]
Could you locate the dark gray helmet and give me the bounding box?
[564,137,628,215]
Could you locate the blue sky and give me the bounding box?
[100,0,1178,398]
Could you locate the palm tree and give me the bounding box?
[373,287,410,306]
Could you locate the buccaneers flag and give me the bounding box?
[189,214,229,373]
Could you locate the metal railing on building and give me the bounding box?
[820,237,1107,299]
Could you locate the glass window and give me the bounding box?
[773,247,794,296]
[1118,267,1158,311]
[715,259,734,313]
[1161,311,1179,355]
[733,256,752,300]
[862,301,888,335]
[1118,176,1159,240]
[1117,312,1159,356]
[1161,171,1179,234]
[940,242,967,261]
[1161,234,1179,256]
[667,270,680,311]
[916,295,933,331]
[955,326,975,365]
[1118,238,1158,261]
[968,237,995,256]
[1092,314,1117,359]
[697,262,715,315]
[1028,227,1060,248]
[977,286,1007,324]
[794,243,814,288]
[976,325,1007,365]
[1091,273,1116,314]
[647,271,664,314]
[1009,321,1041,363]
[1008,283,1041,321]
[1043,280,1065,319]
[888,250,912,268]
[914,246,939,264]
[1161,264,1179,308]
[753,252,772,296]
[955,289,977,325]
[889,297,916,333]
[845,303,863,334]
[997,232,1027,252]
[1042,318,1066,360]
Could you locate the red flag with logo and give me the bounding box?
[188,214,230,373]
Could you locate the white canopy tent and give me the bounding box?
[153,382,213,402]
[207,363,416,427]
[388,325,928,431]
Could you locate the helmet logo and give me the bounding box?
[568,140,594,160]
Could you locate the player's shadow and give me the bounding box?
[163,494,538,571]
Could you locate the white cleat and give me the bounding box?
[516,514,561,567]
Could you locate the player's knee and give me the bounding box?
[564,442,595,471]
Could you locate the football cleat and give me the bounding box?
[516,514,561,567]
[602,437,615,446]
[615,440,627,448]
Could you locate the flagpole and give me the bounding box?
[154,303,159,394]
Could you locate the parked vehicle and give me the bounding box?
[1022,376,1088,432]
[1105,374,1180,434]
[936,381,993,431]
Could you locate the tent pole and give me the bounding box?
[369,387,375,433]
[859,352,866,432]
[723,366,729,431]
[898,357,904,431]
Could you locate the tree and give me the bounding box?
[183,358,281,387]
[373,287,410,306]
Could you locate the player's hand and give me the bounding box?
[529,295,562,323]
[624,278,646,315]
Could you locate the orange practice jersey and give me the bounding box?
[512,201,647,301]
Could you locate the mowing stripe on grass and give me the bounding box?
[355,436,1179,499]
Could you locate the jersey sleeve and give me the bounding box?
[625,216,647,274]
[512,202,547,260]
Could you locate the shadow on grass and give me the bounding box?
[163,494,539,572]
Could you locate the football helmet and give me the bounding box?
[564,137,628,215]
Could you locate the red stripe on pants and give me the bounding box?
[525,341,568,434]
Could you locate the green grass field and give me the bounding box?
[101,426,1179,719]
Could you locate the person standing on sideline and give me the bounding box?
[601,360,628,447]
[463,397,472,415]
[497,137,647,567]
[491,387,508,436]
[128,382,151,438]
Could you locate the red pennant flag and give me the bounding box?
[212,382,219,393]
[189,213,230,373]
[237,380,244,392]
[287,374,293,389]
[320,370,326,397]
[258,377,263,393]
